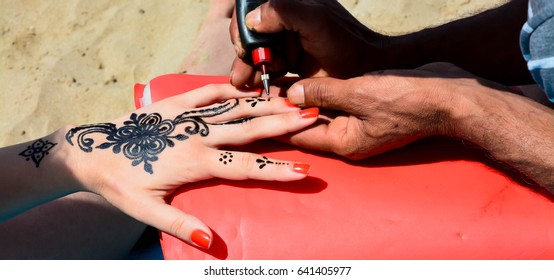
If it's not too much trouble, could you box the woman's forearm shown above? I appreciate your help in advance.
[0,126,82,221]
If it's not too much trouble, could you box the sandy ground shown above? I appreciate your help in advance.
[0,0,507,147]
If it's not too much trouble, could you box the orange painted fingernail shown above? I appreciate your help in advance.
[191,229,211,249]
[284,98,300,108]
[299,107,319,118]
[292,163,311,175]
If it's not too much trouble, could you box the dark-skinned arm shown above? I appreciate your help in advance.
[382,0,532,85]
[231,0,532,87]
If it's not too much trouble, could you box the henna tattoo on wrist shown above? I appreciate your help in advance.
[256,156,289,169]
[19,139,57,168]
[66,99,241,174]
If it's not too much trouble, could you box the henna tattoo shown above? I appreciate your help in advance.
[256,156,289,169]
[66,113,179,174]
[19,139,57,168]
[66,99,240,174]
[219,154,289,169]
[219,116,255,125]
[219,152,234,164]
[245,97,271,107]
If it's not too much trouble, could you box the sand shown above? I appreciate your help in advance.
[0,0,507,147]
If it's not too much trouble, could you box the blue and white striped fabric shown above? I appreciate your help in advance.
[520,0,554,103]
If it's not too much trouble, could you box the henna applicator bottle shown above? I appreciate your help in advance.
[236,0,274,95]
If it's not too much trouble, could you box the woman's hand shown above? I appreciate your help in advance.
[64,84,318,249]
[229,0,385,88]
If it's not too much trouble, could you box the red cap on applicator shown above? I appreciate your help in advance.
[252,47,272,95]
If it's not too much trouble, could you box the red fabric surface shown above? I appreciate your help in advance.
[135,74,554,259]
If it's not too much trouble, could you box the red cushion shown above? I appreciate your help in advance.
[135,74,554,259]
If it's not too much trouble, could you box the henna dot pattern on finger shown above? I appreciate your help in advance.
[66,99,240,174]
[219,152,234,165]
[256,156,290,169]
[19,139,57,168]
[245,97,271,107]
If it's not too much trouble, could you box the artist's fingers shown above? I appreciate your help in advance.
[230,57,259,88]
[275,114,353,156]
[287,77,356,111]
[229,2,259,89]
[229,1,290,89]
[229,8,246,59]
[206,107,319,147]
[206,149,311,181]
[276,121,336,153]
[114,194,213,250]
[244,1,291,34]
[164,83,260,110]
[229,6,259,88]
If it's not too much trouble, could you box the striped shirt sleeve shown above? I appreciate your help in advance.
[520,0,554,102]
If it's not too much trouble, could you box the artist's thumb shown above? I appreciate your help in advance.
[287,77,352,111]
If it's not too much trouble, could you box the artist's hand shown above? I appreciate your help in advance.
[229,0,385,88]
[64,84,318,249]
[281,63,509,159]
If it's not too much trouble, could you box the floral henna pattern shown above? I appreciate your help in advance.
[66,99,240,174]
[19,139,57,167]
